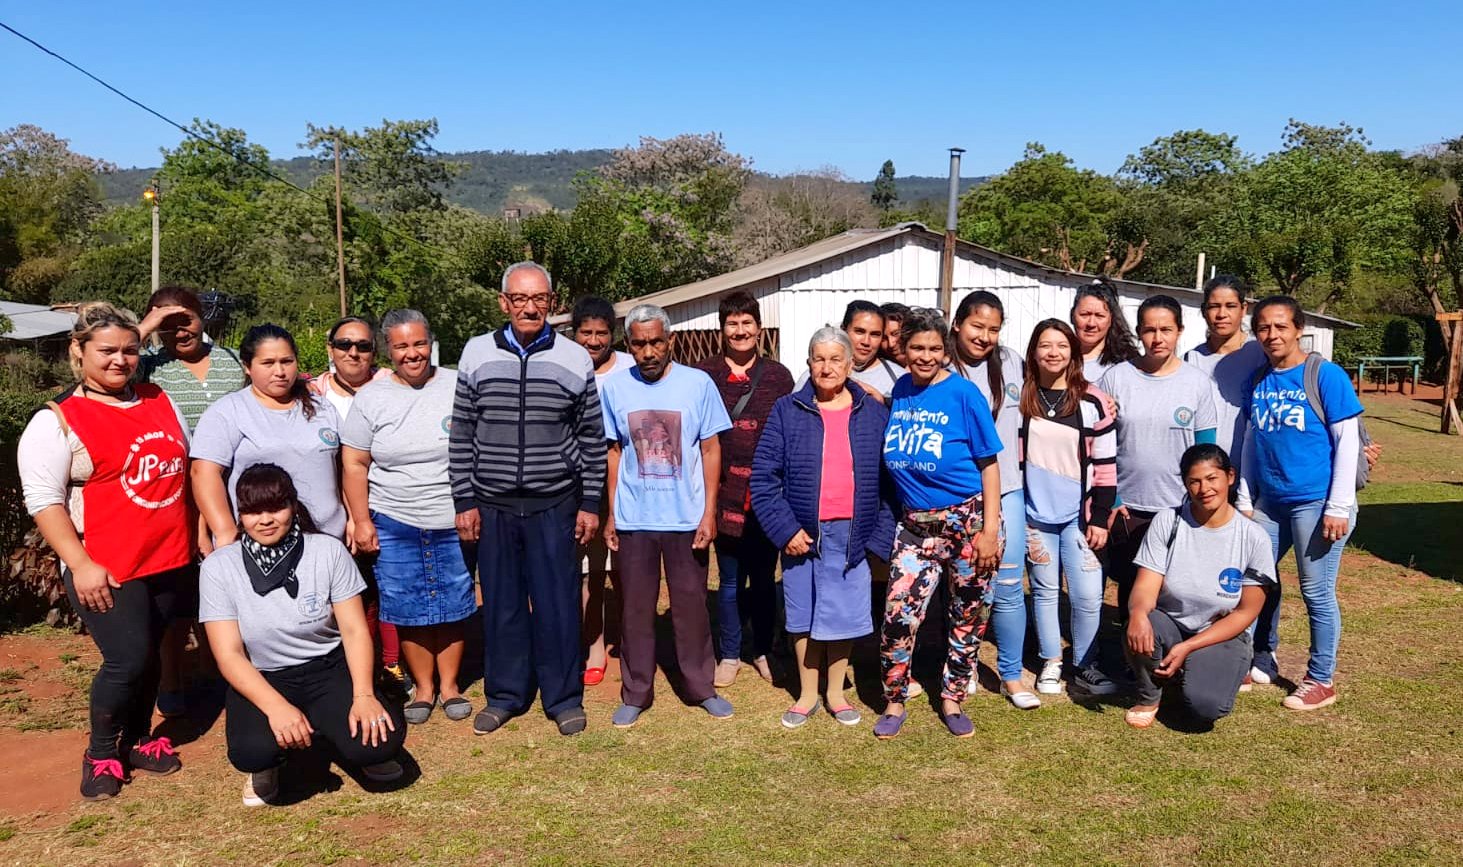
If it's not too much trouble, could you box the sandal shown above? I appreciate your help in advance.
[1125,707,1159,729]
[403,700,436,725]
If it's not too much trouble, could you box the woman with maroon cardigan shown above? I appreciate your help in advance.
[695,291,794,687]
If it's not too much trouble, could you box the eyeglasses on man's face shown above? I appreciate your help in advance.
[505,293,553,309]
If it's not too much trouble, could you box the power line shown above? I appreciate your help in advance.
[0,19,465,269]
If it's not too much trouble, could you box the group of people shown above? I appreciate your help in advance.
[15,262,1371,806]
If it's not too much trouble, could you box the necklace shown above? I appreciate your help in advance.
[1037,387,1063,418]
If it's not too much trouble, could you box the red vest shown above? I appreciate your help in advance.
[54,384,193,582]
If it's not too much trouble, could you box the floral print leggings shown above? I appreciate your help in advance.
[880,493,1000,705]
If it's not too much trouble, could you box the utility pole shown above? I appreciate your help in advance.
[143,181,160,293]
[1195,252,1207,290]
[334,137,348,317]
[939,147,964,318]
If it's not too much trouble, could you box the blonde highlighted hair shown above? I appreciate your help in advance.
[68,302,141,379]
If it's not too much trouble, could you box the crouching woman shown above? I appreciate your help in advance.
[200,463,406,806]
[1123,444,1276,729]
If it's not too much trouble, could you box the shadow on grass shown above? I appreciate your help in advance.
[1352,501,1463,582]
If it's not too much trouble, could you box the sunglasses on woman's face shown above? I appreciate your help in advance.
[330,339,374,353]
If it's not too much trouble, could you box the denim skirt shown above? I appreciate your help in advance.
[372,511,477,627]
[781,519,873,641]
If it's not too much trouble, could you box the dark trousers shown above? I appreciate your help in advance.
[617,530,716,708]
[225,647,405,773]
[64,565,184,757]
[713,514,779,661]
[478,499,583,717]
[1106,508,1157,619]
[1125,609,1252,723]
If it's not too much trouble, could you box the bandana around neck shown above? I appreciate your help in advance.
[241,521,304,598]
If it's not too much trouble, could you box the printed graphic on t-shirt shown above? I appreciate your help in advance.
[121,429,188,509]
[884,406,948,468]
[440,416,451,436]
[1217,567,1243,594]
[318,428,340,447]
[298,591,327,621]
[1172,406,1195,428]
[1252,384,1310,432]
[630,409,682,479]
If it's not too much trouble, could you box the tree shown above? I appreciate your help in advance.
[735,168,878,266]
[957,143,1141,276]
[871,160,898,210]
[305,119,461,216]
[1203,120,1414,312]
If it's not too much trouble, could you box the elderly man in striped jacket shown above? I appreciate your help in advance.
[450,261,606,737]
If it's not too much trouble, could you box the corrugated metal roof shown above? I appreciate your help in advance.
[550,222,1359,330]
[0,301,77,340]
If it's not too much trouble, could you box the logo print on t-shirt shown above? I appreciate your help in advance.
[1004,382,1020,404]
[1217,567,1243,594]
[120,430,187,510]
[440,416,452,435]
[318,428,340,447]
[1172,406,1195,427]
[297,591,326,620]
[628,409,682,479]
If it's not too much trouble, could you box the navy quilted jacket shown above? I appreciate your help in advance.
[750,379,897,568]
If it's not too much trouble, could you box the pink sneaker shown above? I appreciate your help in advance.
[1282,679,1337,710]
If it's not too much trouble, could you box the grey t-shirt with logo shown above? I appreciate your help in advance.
[1184,339,1267,467]
[198,533,367,671]
[340,369,459,530]
[1134,505,1276,633]
[957,345,1024,495]
[1098,361,1219,513]
[190,389,346,538]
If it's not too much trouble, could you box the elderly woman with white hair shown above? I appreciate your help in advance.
[750,326,896,728]
[340,309,478,726]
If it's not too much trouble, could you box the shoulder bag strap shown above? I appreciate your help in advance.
[729,359,768,421]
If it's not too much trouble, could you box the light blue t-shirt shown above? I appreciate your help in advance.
[1185,339,1267,466]
[601,363,732,532]
[191,389,346,538]
[883,373,1003,511]
[1248,359,1363,505]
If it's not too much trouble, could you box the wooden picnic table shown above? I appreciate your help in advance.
[1355,355,1422,394]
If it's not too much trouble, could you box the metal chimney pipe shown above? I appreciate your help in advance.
[939,147,965,317]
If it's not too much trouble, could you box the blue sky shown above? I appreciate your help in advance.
[4,1,1460,178]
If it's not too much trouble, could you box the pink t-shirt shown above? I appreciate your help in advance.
[818,405,855,520]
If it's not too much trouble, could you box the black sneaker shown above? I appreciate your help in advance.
[128,736,182,776]
[1071,665,1120,697]
[80,753,126,800]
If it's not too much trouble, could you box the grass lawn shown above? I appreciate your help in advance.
[1,393,1461,865]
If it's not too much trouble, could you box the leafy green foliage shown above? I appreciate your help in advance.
[871,159,898,210]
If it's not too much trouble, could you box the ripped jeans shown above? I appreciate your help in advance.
[987,489,1028,682]
[1025,517,1104,669]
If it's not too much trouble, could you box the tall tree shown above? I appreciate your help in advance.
[305,119,461,216]
[871,160,898,210]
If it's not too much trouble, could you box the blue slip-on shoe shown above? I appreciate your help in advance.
[611,704,645,729]
[941,712,974,738]
[700,695,734,719]
[873,711,907,740]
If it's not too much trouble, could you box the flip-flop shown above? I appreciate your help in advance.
[1125,707,1159,729]
[403,700,436,725]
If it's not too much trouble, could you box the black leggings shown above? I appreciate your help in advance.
[63,565,187,758]
[225,647,406,773]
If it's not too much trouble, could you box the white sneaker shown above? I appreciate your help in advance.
[242,767,279,807]
[1036,659,1063,695]
[1001,682,1042,710]
[1248,665,1273,686]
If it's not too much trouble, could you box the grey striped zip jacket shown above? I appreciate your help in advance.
[449,326,606,515]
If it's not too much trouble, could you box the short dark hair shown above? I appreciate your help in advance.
[841,300,884,330]
[234,463,320,532]
[717,290,761,328]
[571,295,616,332]
[1137,294,1184,331]
[1201,274,1247,306]
[879,302,911,324]
[1250,295,1306,332]
[327,316,373,342]
[145,285,204,317]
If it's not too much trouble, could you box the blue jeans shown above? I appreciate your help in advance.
[1025,517,1104,668]
[987,489,1028,682]
[714,514,779,661]
[1253,499,1355,684]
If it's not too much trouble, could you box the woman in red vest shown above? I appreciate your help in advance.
[17,302,195,801]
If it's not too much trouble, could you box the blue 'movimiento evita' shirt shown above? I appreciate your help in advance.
[883,373,1003,511]
[1248,360,1363,505]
